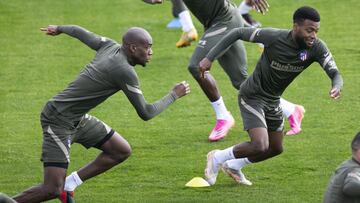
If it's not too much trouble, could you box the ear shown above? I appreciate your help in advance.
[130,44,137,53]
[293,23,298,30]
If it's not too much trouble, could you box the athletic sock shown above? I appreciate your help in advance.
[214,146,235,167]
[280,98,295,118]
[178,10,195,32]
[211,96,229,120]
[225,158,252,170]
[64,171,83,192]
[238,1,253,15]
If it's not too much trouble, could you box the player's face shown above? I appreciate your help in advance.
[294,19,320,49]
[134,42,153,67]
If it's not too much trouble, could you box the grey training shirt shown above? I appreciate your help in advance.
[207,27,343,102]
[47,25,177,121]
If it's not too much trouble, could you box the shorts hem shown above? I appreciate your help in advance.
[94,129,115,148]
[43,162,68,169]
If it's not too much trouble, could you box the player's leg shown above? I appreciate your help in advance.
[204,96,270,185]
[75,133,131,182]
[217,39,248,91]
[13,167,67,203]
[205,127,269,185]
[188,27,235,141]
[63,115,131,194]
[219,0,247,76]
[220,99,284,184]
[173,0,198,47]
[13,110,72,203]
[167,0,182,29]
[280,98,305,135]
[238,0,262,28]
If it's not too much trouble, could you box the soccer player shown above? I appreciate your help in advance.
[238,0,306,136]
[200,6,343,185]
[12,25,190,202]
[323,132,360,202]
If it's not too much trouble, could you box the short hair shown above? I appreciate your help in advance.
[351,132,360,152]
[293,6,320,24]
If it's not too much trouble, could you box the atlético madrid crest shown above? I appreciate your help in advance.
[299,50,308,61]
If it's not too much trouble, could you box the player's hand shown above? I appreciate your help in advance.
[330,87,341,100]
[143,0,163,4]
[248,0,269,15]
[173,81,190,98]
[199,58,212,79]
[40,25,61,36]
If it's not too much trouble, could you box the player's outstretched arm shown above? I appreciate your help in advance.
[41,25,105,51]
[40,25,61,36]
[122,77,190,121]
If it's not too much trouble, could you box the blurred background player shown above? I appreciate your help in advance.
[200,6,343,185]
[323,132,360,202]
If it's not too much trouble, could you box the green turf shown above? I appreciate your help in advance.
[1,0,359,202]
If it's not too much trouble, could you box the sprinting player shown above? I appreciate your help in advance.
[323,132,360,202]
[12,25,190,203]
[238,0,306,136]
[200,6,343,185]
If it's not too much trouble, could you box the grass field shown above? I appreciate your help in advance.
[1,0,360,202]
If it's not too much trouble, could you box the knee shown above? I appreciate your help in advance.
[251,141,269,154]
[113,145,132,164]
[271,145,283,156]
[42,185,63,199]
[121,145,132,161]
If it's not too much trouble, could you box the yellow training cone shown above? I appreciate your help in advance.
[185,177,210,187]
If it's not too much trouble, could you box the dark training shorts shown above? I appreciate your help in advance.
[40,108,114,168]
[238,95,284,132]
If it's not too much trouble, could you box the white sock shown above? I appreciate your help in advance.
[225,158,252,170]
[64,171,83,192]
[280,98,295,118]
[211,97,229,120]
[178,10,195,32]
[214,146,235,166]
[238,1,253,15]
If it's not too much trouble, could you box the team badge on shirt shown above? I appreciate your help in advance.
[299,50,308,61]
